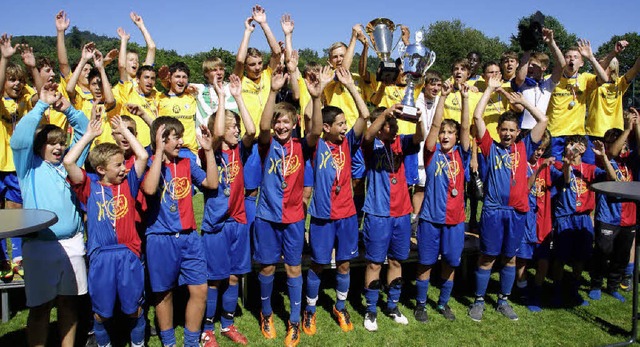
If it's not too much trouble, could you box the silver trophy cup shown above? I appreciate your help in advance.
[399,31,436,122]
[365,18,401,84]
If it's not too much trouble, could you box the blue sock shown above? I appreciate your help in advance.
[183,327,201,347]
[204,287,218,331]
[475,268,491,298]
[287,275,303,323]
[93,319,110,347]
[159,328,176,347]
[387,281,402,310]
[130,313,145,346]
[258,273,274,316]
[364,287,379,313]
[439,280,454,307]
[335,272,350,311]
[305,269,321,313]
[415,279,430,307]
[626,262,634,276]
[500,265,516,298]
[221,284,238,329]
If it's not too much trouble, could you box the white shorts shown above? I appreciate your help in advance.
[23,232,88,307]
[417,167,426,187]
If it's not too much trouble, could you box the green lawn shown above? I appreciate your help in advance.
[0,193,636,346]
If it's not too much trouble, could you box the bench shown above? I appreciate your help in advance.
[0,279,25,323]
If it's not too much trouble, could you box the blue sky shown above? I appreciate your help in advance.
[2,0,638,55]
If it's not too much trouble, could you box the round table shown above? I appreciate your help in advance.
[0,209,58,238]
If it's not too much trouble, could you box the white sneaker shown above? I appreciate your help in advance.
[364,312,378,331]
[387,306,409,325]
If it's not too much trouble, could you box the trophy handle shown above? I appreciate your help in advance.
[425,51,436,71]
[391,24,404,56]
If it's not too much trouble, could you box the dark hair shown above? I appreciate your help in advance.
[169,62,190,78]
[369,106,398,134]
[88,67,101,84]
[467,51,482,60]
[603,128,624,145]
[136,65,156,79]
[565,134,587,147]
[482,61,500,73]
[497,111,520,128]
[36,57,54,72]
[321,106,344,125]
[34,124,66,156]
[150,116,184,150]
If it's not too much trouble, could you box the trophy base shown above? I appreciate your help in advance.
[398,105,419,123]
[376,61,399,85]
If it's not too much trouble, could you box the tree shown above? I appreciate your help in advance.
[421,20,507,77]
[596,32,640,107]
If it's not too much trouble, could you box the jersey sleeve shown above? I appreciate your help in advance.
[190,156,207,190]
[69,169,91,205]
[128,164,144,199]
[476,130,493,157]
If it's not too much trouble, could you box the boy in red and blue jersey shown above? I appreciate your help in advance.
[142,116,219,347]
[301,67,369,335]
[589,120,639,303]
[515,130,554,312]
[198,74,253,346]
[361,103,424,331]
[414,81,471,322]
[64,116,149,347]
[549,135,606,307]
[254,66,325,347]
[468,75,548,322]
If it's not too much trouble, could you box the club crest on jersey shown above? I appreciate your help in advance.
[96,194,128,222]
[218,160,240,183]
[268,155,301,176]
[615,168,631,182]
[319,150,345,171]
[531,177,546,197]
[435,158,460,178]
[494,151,520,170]
[162,177,191,202]
[570,176,588,195]
[172,105,181,114]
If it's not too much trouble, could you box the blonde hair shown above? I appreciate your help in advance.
[608,57,620,81]
[206,110,240,134]
[272,102,298,125]
[202,57,225,74]
[88,143,124,171]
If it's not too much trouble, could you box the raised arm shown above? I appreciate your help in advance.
[142,124,165,195]
[624,55,640,83]
[113,115,148,177]
[228,74,256,147]
[125,104,154,127]
[63,117,102,184]
[197,124,219,189]
[336,66,369,138]
[212,74,228,140]
[55,10,71,77]
[93,50,116,110]
[592,140,617,181]
[608,113,636,157]
[131,12,156,66]
[0,34,18,96]
[515,50,531,88]
[259,66,288,145]
[506,90,548,143]
[473,76,501,140]
[287,50,301,101]
[233,16,256,77]
[66,42,95,100]
[600,40,628,74]
[20,45,42,99]
[458,83,471,151]
[364,104,401,145]
[426,82,451,151]
[544,28,565,83]
[252,5,281,70]
[342,25,359,71]
[117,27,130,81]
[578,39,609,83]
[354,25,371,81]
[305,66,332,148]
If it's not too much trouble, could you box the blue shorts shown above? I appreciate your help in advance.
[351,148,366,180]
[309,215,359,264]
[304,159,314,187]
[517,210,541,260]
[0,171,22,204]
[202,219,251,280]
[146,231,207,292]
[550,136,595,164]
[253,218,305,266]
[363,214,411,263]
[88,245,144,318]
[417,220,465,267]
[554,214,594,262]
[404,153,419,186]
[480,208,527,258]
[517,238,552,260]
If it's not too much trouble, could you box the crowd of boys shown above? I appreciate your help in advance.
[1,5,640,347]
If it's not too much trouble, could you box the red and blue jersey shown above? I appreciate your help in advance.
[363,135,419,217]
[124,154,147,225]
[199,144,249,230]
[420,143,470,225]
[71,168,143,257]
[256,137,309,224]
[477,131,539,213]
[144,156,206,234]
[243,141,262,190]
[528,159,554,242]
[595,157,637,226]
[308,129,360,220]
[551,161,605,217]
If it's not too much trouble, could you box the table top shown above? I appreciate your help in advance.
[591,181,640,201]
[0,209,58,238]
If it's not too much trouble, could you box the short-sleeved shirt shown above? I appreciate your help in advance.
[144,156,206,234]
[586,76,630,138]
[114,81,159,147]
[527,158,554,242]
[595,156,637,226]
[71,168,143,257]
[324,73,374,130]
[371,82,422,135]
[551,161,605,217]
[442,90,481,125]
[1,89,35,171]
[546,73,598,136]
[362,135,419,217]
[241,67,272,132]
[474,80,515,141]
[157,93,198,153]
[308,130,361,220]
[517,77,556,130]
[193,82,238,134]
[477,131,539,212]
[420,143,470,224]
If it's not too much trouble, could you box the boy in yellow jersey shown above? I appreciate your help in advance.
[586,40,640,142]
[157,62,198,160]
[116,12,156,83]
[233,5,282,128]
[67,44,117,146]
[500,51,519,84]
[547,39,609,164]
[116,65,158,148]
[468,51,482,82]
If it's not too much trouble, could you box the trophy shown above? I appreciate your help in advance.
[365,18,401,84]
[399,30,436,122]
[514,11,545,51]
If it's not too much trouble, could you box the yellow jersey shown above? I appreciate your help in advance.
[114,81,158,147]
[241,67,272,133]
[473,80,514,141]
[324,73,373,130]
[586,76,630,137]
[371,81,422,135]
[1,88,36,171]
[158,92,198,153]
[546,73,598,136]
[442,90,481,124]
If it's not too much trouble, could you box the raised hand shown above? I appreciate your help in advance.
[270,65,289,92]
[126,104,145,117]
[55,10,70,32]
[117,27,130,41]
[542,28,554,44]
[244,17,256,33]
[487,75,502,90]
[286,50,299,74]
[157,65,170,82]
[86,118,103,139]
[401,25,410,43]
[252,5,267,25]
[615,40,629,54]
[93,50,104,69]
[19,44,36,68]
[592,140,606,157]
[81,42,95,62]
[52,94,71,112]
[335,66,354,86]
[155,124,166,150]
[228,74,242,98]
[130,12,145,28]
[459,83,469,98]
[110,115,127,133]
[505,91,527,106]
[39,83,62,105]
[318,65,334,91]
[353,25,367,44]
[212,75,225,97]
[281,13,294,35]
[0,34,17,59]
[104,48,118,65]
[577,39,594,59]
[91,103,105,122]
[440,81,452,96]
[197,124,214,151]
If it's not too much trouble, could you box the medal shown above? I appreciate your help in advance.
[576,201,582,207]
[170,204,177,212]
[512,179,517,186]
[335,185,341,194]
[282,181,288,189]
[391,177,398,185]
[223,187,231,197]
[451,188,458,197]
[569,101,576,107]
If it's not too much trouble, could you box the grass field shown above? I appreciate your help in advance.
[0,193,637,346]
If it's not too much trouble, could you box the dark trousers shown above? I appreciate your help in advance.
[591,221,636,290]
